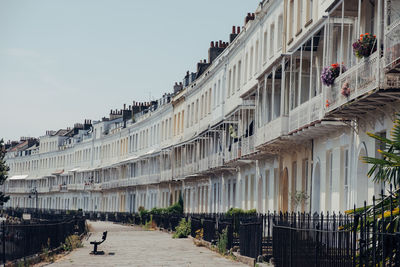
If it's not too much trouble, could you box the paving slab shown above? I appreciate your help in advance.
[47,220,247,267]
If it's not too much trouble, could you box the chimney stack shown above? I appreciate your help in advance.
[230,25,239,42]
[208,39,226,64]
[173,82,183,93]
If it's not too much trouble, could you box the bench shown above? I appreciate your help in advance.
[90,231,107,255]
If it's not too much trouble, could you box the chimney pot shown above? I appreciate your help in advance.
[219,40,222,47]
[232,26,236,34]
[211,41,214,48]
[237,26,240,34]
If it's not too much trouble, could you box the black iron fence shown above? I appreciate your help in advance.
[272,212,354,267]
[272,187,400,267]
[0,217,86,264]
[6,187,400,267]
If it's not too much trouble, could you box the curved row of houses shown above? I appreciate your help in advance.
[4,0,400,214]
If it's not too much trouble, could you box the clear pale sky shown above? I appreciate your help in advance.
[0,0,259,142]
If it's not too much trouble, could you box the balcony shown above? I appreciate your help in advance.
[256,116,289,147]
[289,94,322,133]
[133,174,160,185]
[325,50,400,119]
[7,187,26,193]
[173,166,183,179]
[50,185,60,192]
[67,184,77,191]
[160,169,172,182]
[183,163,195,176]
[325,52,379,114]
[209,152,223,169]
[241,135,255,156]
[224,142,240,162]
[385,18,400,74]
[67,184,84,191]
[37,187,49,193]
[60,184,68,192]
[83,183,93,191]
[197,158,209,172]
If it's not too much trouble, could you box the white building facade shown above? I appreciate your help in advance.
[4,0,400,214]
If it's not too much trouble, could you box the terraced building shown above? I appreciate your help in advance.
[4,0,400,214]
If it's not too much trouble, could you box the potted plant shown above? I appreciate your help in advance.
[341,80,351,97]
[352,33,376,59]
[321,63,347,86]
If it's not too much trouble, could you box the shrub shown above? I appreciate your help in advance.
[172,218,191,238]
[226,208,257,234]
[226,208,256,217]
[143,215,156,230]
[167,202,183,214]
[195,228,203,240]
[150,207,166,215]
[139,206,149,220]
[217,227,229,255]
[63,234,83,251]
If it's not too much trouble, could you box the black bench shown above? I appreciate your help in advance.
[90,231,107,255]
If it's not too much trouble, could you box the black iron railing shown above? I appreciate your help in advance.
[5,187,400,266]
[0,216,86,264]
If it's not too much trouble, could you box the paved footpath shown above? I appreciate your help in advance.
[47,221,247,267]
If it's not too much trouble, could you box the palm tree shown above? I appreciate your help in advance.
[362,114,400,187]
[349,114,400,223]
[344,115,400,265]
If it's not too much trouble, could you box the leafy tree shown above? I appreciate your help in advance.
[0,139,10,205]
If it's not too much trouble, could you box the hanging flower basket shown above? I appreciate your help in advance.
[352,33,376,59]
[341,80,351,97]
[321,63,347,86]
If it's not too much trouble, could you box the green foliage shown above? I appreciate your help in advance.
[63,235,82,251]
[216,227,229,255]
[178,193,184,210]
[150,207,165,215]
[172,218,191,238]
[346,116,400,234]
[139,206,149,219]
[226,208,256,234]
[148,195,184,217]
[167,201,183,214]
[143,215,155,230]
[226,207,256,217]
[362,114,400,187]
[41,238,53,262]
[0,139,10,205]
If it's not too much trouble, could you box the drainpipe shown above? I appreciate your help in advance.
[309,139,314,213]
[377,0,382,87]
